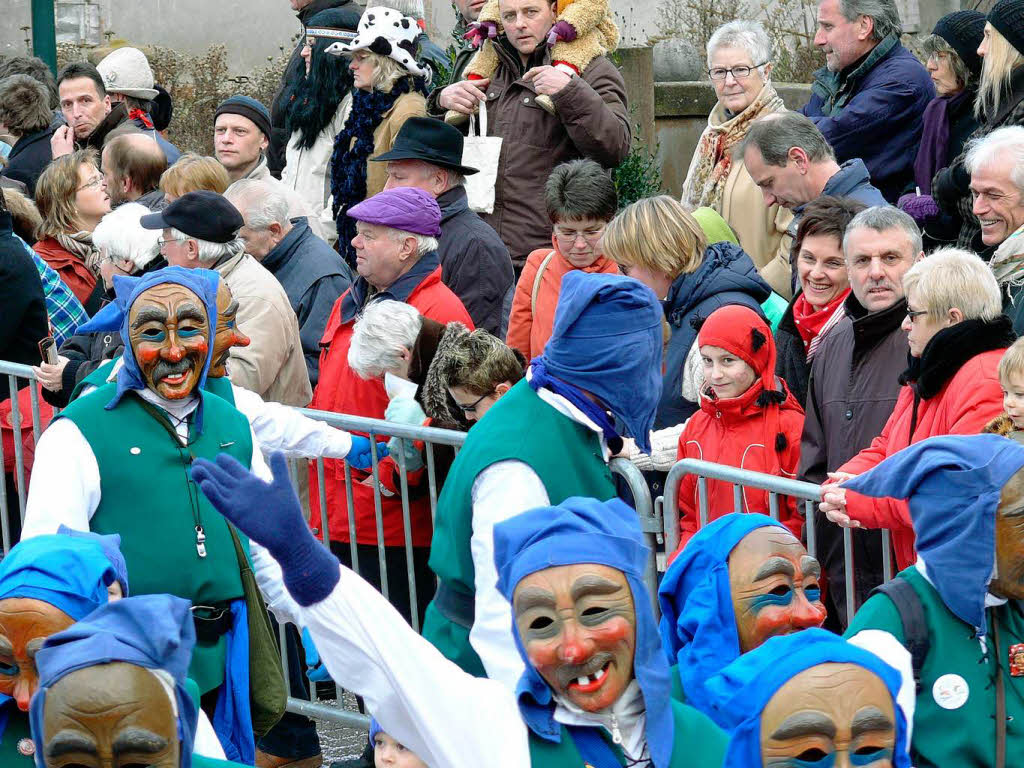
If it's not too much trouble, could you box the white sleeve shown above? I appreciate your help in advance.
[22,418,100,538]
[193,710,228,760]
[300,565,529,768]
[250,542,303,627]
[469,460,549,693]
[232,384,352,459]
[846,629,916,746]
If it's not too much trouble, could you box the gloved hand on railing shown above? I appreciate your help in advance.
[384,397,427,472]
[191,452,340,606]
[345,435,390,471]
[302,627,333,683]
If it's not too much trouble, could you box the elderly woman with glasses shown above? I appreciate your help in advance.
[32,149,111,315]
[682,20,793,297]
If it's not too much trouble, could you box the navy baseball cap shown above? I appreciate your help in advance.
[140,190,244,243]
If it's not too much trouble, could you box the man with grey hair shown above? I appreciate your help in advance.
[141,190,313,408]
[226,179,352,385]
[798,205,921,629]
[965,126,1024,334]
[802,0,933,202]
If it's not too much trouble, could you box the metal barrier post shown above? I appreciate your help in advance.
[609,459,659,617]
[394,440,421,633]
[8,375,27,519]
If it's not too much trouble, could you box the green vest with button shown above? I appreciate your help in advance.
[423,379,617,675]
[526,700,727,767]
[0,705,35,764]
[58,383,253,694]
[846,565,1024,767]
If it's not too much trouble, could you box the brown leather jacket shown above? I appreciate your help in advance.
[433,38,630,269]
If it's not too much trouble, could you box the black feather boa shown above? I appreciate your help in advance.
[329,76,427,267]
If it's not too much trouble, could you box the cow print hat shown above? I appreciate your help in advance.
[325,6,430,81]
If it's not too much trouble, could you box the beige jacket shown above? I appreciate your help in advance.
[684,100,795,299]
[217,250,313,407]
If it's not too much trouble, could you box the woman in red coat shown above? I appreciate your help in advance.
[674,304,805,554]
[821,247,1016,570]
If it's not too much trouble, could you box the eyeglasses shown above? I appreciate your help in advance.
[554,225,605,244]
[158,236,187,248]
[708,62,768,80]
[905,309,928,323]
[456,391,494,414]
[77,176,104,192]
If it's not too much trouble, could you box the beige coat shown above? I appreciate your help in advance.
[218,250,313,408]
[684,99,795,299]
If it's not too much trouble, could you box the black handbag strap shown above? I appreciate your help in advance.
[872,577,929,691]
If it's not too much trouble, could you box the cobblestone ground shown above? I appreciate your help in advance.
[312,692,369,764]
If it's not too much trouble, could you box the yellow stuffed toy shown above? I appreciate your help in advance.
[448,0,618,122]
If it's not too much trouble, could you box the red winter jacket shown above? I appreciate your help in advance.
[310,261,472,547]
[841,343,1009,570]
[675,378,805,552]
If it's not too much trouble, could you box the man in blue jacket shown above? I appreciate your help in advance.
[802,0,934,203]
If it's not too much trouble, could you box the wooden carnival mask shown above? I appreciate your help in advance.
[992,466,1024,600]
[0,598,75,712]
[728,527,827,652]
[207,281,250,380]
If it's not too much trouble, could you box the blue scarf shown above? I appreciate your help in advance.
[843,434,1024,636]
[528,358,619,446]
[29,595,200,768]
[74,266,220,432]
[329,77,427,267]
[656,513,788,725]
[493,497,675,768]
[705,629,911,767]
[213,600,254,763]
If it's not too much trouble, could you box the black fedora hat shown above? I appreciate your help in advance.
[371,117,479,175]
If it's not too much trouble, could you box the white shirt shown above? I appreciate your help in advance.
[468,374,610,693]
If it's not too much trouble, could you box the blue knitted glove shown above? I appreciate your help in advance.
[345,435,390,471]
[302,627,333,682]
[190,452,340,606]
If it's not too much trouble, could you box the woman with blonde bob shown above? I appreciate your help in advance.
[682,21,792,289]
[33,148,110,314]
[159,153,231,204]
[933,0,1024,250]
[602,195,771,431]
[328,6,429,266]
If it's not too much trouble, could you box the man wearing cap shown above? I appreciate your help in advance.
[214,95,325,241]
[312,187,471,625]
[190,461,729,768]
[142,191,313,408]
[378,117,513,336]
[22,265,283,761]
[424,271,662,692]
[844,434,1024,767]
[96,46,181,164]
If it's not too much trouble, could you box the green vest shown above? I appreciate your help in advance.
[0,704,34,765]
[422,380,617,675]
[846,565,1024,767]
[71,358,236,406]
[526,700,727,768]
[59,383,253,694]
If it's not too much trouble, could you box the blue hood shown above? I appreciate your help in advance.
[29,595,200,768]
[56,526,130,597]
[705,629,911,767]
[664,241,771,321]
[493,497,674,768]
[657,513,788,724]
[843,434,1024,636]
[75,266,220,431]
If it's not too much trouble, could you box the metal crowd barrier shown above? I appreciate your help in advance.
[656,458,895,622]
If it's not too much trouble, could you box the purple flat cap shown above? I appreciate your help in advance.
[346,187,442,237]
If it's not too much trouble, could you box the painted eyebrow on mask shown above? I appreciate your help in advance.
[175,303,207,324]
[570,575,625,602]
[771,711,837,741]
[46,731,98,758]
[113,728,169,756]
[851,707,894,739]
[131,307,169,329]
[754,557,796,582]
[801,556,822,579]
[515,587,556,613]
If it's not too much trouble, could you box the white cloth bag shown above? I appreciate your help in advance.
[462,101,502,214]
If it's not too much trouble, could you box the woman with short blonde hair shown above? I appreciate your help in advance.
[160,153,231,203]
[328,6,429,266]
[33,149,109,314]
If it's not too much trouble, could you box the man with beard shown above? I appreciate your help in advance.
[21,266,285,763]
[190,454,729,768]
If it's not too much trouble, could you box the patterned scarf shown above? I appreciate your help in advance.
[991,223,1024,290]
[56,230,102,277]
[682,83,784,210]
[792,287,850,359]
[329,77,426,267]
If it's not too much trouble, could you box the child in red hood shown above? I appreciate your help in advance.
[674,304,805,554]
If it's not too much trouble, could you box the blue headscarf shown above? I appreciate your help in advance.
[531,272,663,453]
[56,526,130,597]
[493,496,674,768]
[843,434,1024,637]
[0,535,116,621]
[657,513,789,724]
[74,266,220,430]
[705,629,912,768]
[28,594,200,768]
